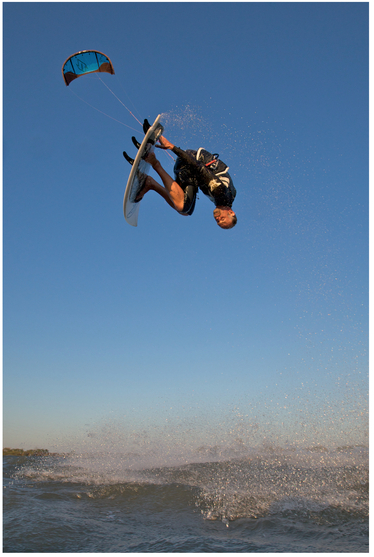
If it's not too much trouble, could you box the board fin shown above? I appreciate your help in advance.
[132,136,141,149]
[123,151,134,165]
[143,119,151,134]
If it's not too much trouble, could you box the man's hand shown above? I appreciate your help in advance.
[158,135,175,150]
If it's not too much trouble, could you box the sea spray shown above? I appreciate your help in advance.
[6,398,368,552]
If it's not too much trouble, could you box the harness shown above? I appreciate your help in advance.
[195,148,230,177]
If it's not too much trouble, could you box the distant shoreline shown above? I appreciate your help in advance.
[3,448,62,457]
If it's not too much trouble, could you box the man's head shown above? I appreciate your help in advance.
[213,207,237,229]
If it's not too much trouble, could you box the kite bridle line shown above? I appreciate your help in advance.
[68,87,141,133]
[96,76,143,127]
[96,76,175,162]
[69,74,176,162]
[95,76,176,161]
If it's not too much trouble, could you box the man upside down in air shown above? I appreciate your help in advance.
[135,135,237,229]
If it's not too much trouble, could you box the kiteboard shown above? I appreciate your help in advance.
[123,114,164,226]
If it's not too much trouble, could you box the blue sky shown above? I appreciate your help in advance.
[3,2,368,453]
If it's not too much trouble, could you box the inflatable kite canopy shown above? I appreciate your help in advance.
[62,50,115,86]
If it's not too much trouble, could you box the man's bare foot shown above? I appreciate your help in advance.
[134,176,154,202]
[144,152,158,166]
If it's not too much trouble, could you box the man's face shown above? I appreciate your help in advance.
[213,208,235,229]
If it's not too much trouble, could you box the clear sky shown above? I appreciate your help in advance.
[3,2,368,454]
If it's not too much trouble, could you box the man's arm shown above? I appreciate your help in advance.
[158,136,215,185]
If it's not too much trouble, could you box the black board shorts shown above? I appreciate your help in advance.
[174,157,198,216]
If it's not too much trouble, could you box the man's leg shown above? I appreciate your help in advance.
[143,152,185,212]
[135,176,177,210]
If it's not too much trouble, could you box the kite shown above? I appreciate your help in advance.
[62,50,115,86]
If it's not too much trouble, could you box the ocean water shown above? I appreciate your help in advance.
[3,445,368,553]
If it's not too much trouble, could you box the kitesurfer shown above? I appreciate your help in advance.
[136,135,237,229]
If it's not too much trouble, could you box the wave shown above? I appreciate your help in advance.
[6,445,368,525]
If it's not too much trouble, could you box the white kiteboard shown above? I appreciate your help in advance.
[123,114,164,226]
